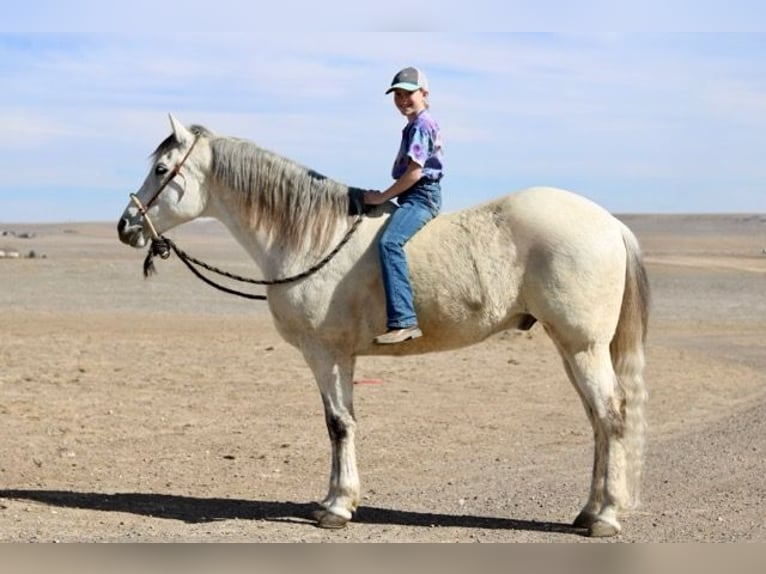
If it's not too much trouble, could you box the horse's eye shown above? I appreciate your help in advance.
[155,164,169,176]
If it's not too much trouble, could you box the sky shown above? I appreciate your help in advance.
[1,3,765,222]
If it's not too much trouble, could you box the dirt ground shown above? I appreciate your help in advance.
[0,213,764,542]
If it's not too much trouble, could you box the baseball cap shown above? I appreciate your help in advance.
[385,67,429,94]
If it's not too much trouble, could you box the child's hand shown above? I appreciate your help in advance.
[363,190,387,205]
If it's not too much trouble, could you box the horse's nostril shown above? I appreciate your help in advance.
[117,218,127,234]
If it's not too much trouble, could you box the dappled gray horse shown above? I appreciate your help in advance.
[118,115,649,537]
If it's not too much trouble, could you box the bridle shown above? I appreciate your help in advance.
[126,133,363,300]
[129,134,200,240]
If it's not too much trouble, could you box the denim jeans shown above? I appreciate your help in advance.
[379,179,442,329]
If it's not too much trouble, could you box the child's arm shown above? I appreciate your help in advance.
[364,160,422,205]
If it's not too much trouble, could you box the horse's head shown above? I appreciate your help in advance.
[117,114,210,248]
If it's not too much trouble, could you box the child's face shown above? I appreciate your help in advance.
[392,88,428,118]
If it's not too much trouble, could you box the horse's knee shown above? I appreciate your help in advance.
[325,412,355,441]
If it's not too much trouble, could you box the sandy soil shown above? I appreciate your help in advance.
[0,214,764,542]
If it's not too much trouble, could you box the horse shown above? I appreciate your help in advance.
[117,114,650,537]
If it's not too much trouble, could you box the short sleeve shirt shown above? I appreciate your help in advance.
[391,110,444,181]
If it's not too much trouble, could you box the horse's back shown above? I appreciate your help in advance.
[423,186,624,266]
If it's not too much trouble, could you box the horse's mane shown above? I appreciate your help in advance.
[154,125,353,254]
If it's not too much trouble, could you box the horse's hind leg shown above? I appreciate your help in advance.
[302,347,360,529]
[562,343,629,537]
[559,358,607,528]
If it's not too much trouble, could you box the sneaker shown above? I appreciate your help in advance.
[373,326,423,345]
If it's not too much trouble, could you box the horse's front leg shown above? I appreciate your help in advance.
[302,346,359,529]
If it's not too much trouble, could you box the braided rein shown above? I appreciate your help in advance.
[142,214,364,300]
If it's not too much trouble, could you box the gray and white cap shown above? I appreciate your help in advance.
[385,67,429,94]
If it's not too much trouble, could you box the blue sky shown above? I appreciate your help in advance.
[1,5,765,222]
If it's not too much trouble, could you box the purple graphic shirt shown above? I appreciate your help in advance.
[391,110,444,181]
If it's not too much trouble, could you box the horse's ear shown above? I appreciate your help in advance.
[168,113,193,146]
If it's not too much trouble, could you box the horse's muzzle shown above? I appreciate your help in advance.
[117,217,147,248]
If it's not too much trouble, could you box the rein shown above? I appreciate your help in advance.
[139,215,363,300]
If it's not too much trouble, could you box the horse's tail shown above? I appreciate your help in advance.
[611,223,650,508]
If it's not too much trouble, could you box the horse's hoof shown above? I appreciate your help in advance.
[588,519,620,538]
[573,511,596,529]
[313,509,349,529]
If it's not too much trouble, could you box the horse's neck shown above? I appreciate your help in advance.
[205,190,270,271]
[206,175,356,279]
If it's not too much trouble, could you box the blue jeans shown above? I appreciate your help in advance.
[379,180,442,329]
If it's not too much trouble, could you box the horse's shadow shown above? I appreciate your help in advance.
[0,489,583,536]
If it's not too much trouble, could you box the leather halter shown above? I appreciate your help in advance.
[129,134,200,239]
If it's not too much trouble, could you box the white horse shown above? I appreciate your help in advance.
[117,115,649,537]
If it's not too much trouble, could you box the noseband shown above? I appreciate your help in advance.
[129,134,200,240]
